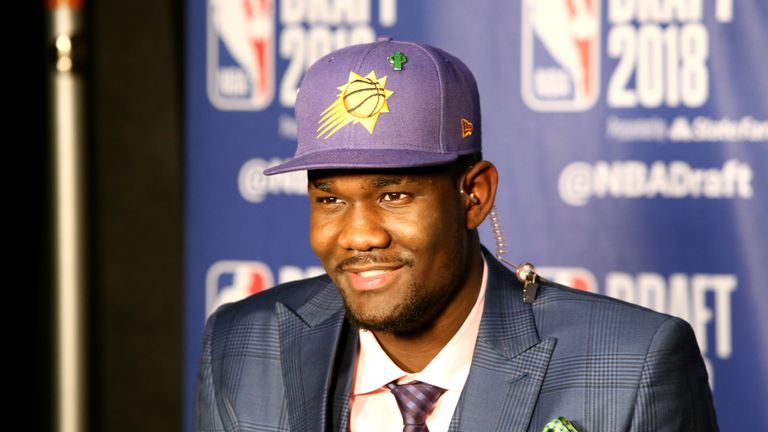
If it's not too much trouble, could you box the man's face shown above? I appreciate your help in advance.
[308,167,472,334]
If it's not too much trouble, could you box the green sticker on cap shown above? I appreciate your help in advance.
[388,51,407,71]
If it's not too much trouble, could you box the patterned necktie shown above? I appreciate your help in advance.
[386,380,446,432]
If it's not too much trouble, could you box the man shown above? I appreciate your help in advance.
[195,38,717,431]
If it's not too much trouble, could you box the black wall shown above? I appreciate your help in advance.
[89,0,183,430]
[19,0,184,430]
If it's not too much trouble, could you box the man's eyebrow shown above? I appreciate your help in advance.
[309,181,333,192]
[372,176,403,187]
[309,175,407,191]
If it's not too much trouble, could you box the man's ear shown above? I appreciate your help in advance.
[460,160,498,230]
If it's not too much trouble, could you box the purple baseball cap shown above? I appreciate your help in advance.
[263,37,481,175]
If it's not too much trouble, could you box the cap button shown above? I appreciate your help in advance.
[377,35,393,42]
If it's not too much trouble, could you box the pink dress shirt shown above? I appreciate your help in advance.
[348,256,488,432]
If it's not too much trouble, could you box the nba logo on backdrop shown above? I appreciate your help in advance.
[207,0,275,110]
[521,0,600,111]
[205,260,274,317]
[537,266,598,293]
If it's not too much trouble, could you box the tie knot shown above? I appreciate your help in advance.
[387,381,446,432]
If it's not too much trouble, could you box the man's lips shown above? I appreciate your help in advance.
[344,265,404,291]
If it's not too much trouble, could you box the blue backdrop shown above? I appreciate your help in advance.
[184,1,768,429]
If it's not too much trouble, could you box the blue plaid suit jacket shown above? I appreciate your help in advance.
[195,251,718,431]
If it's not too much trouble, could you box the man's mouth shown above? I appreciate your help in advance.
[358,269,389,278]
[345,266,404,291]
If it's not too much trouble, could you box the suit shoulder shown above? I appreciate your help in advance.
[533,278,685,344]
[539,278,672,321]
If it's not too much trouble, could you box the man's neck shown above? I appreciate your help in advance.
[372,248,484,372]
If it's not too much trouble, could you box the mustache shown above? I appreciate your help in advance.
[334,254,415,273]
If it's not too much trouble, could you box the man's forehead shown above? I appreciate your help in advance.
[308,166,451,189]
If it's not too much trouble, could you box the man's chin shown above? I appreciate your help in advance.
[345,310,423,333]
[337,279,448,334]
[343,303,435,334]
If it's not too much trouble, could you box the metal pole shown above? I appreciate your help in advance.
[48,1,87,431]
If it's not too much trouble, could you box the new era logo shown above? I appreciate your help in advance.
[461,118,474,138]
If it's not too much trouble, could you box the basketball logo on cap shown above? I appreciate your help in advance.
[317,71,394,139]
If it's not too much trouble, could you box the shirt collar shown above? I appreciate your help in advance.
[352,254,488,394]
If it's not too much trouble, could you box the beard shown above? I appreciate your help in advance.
[339,279,454,334]
[335,258,467,335]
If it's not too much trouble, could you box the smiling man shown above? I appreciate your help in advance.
[195,38,717,432]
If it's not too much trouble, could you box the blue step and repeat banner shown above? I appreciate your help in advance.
[184,1,767,429]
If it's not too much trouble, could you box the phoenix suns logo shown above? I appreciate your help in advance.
[317,71,394,139]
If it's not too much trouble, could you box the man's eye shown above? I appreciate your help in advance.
[317,196,339,204]
[382,192,407,202]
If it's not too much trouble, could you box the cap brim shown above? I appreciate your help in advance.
[263,149,461,175]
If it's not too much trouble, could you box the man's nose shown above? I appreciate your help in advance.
[337,204,391,251]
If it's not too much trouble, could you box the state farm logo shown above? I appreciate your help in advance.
[207,0,275,110]
[205,260,274,318]
[537,266,598,293]
[521,0,600,111]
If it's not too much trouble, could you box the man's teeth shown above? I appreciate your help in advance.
[359,270,389,278]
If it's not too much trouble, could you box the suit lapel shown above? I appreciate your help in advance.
[277,280,349,432]
[452,253,556,431]
[328,323,357,432]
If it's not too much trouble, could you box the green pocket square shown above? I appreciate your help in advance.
[543,416,578,432]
